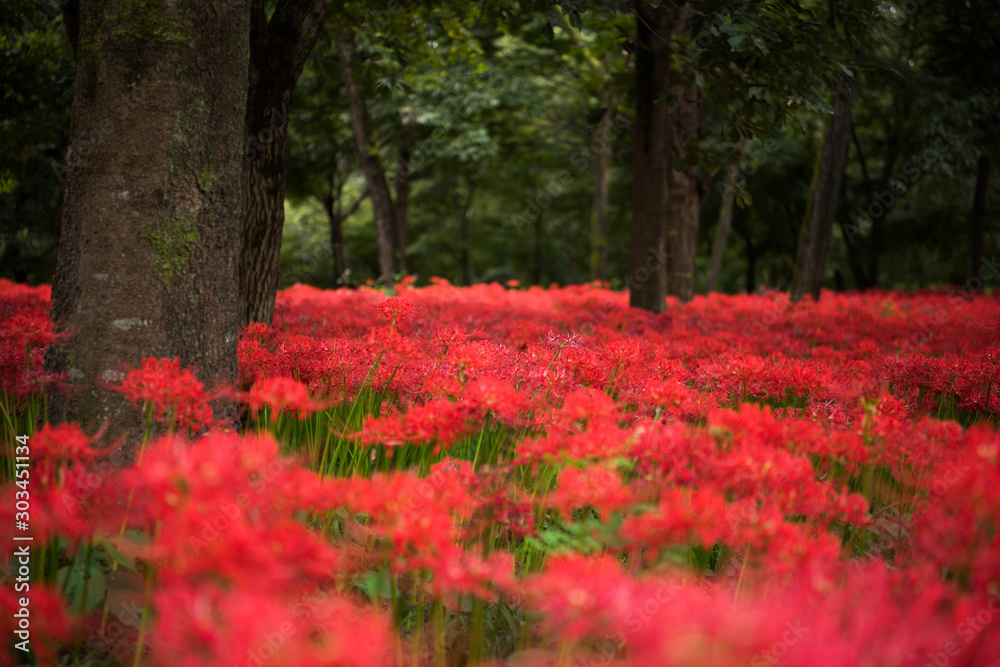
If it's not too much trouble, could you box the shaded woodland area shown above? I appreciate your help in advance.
[2,0,998,311]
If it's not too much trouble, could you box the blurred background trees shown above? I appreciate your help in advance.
[3,0,997,310]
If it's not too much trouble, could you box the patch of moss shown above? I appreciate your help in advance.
[147,213,199,285]
[169,99,208,181]
[108,0,193,46]
[195,162,218,192]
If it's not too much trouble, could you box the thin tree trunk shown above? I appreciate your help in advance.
[556,8,616,286]
[842,217,869,290]
[628,1,699,311]
[870,119,899,288]
[665,55,702,302]
[337,30,398,286]
[734,213,756,293]
[790,77,855,302]
[533,211,543,286]
[968,3,989,284]
[322,193,348,285]
[239,0,326,328]
[395,122,412,276]
[848,126,873,289]
[457,179,476,286]
[706,160,740,293]
[47,0,250,451]
[591,105,613,283]
[970,154,990,279]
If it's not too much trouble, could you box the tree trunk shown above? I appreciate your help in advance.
[628,4,671,311]
[734,213,756,293]
[395,123,412,275]
[790,77,854,302]
[47,0,250,451]
[628,1,700,312]
[842,218,869,290]
[457,179,476,286]
[322,193,349,286]
[970,154,990,280]
[847,127,873,289]
[869,120,899,289]
[337,30,398,286]
[590,106,613,283]
[706,160,740,293]
[533,211,543,286]
[239,0,326,328]
[665,67,702,302]
[968,3,989,285]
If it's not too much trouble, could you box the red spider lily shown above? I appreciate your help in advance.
[359,396,481,450]
[0,584,72,665]
[245,375,326,420]
[124,433,345,590]
[380,296,413,327]
[151,584,391,667]
[28,422,97,467]
[113,357,215,432]
[9,279,1000,666]
[547,464,636,520]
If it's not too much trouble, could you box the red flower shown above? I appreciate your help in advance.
[246,376,325,420]
[113,357,214,431]
[380,296,412,327]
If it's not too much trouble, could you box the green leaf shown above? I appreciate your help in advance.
[57,563,106,614]
[94,536,138,573]
[353,569,394,603]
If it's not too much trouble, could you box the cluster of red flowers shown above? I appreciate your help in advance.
[2,279,999,666]
[0,280,63,405]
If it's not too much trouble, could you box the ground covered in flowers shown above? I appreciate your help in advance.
[2,277,1000,666]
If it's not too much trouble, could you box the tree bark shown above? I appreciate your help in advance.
[47,0,250,451]
[456,179,476,286]
[533,211,543,286]
[238,0,326,328]
[394,122,412,276]
[665,65,702,302]
[706,159,740,293]
[790,77,854,302]
[628,5,670,311]
[847,127,873,289]
[337,30,399,286]
[590,105,613,283]
[628,1,700,312]
[734,212,756,293]
[322,193,348,285]
[970,154,990,280]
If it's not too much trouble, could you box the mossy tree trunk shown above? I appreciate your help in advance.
[628,1,701,312]
[47,0,250,452]
[239,0,326,327]
[790,77,854,303]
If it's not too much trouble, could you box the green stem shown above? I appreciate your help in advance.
[432,599,446,667]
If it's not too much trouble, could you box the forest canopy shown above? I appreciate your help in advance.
[2,0,997,298]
